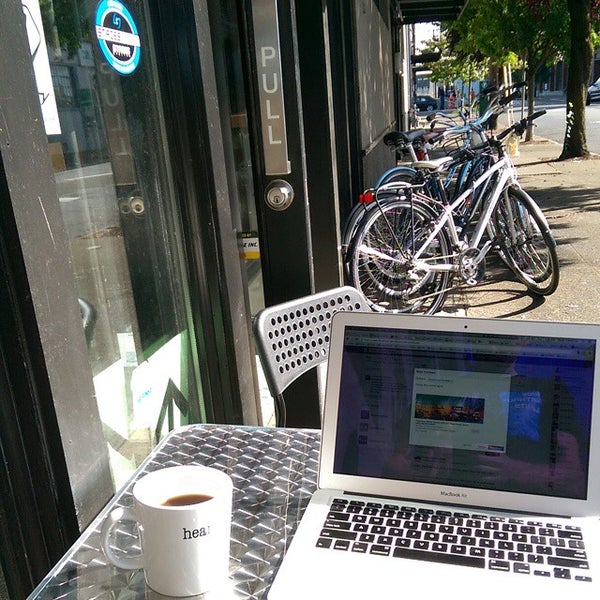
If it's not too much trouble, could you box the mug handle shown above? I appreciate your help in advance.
[100,506,144,570]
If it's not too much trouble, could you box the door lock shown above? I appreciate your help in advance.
[265,180,294,211]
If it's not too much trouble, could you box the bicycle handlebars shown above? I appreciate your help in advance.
[496,110,546,142]
[499,89,522,106]
[428,108,546,157]
[382,82,535,157]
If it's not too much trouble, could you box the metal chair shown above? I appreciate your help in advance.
[252,286,370,427]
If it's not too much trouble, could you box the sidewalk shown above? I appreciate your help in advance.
[259,136,599,425]
[445,137,600,322]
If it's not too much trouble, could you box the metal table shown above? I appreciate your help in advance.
[27,425,320,599]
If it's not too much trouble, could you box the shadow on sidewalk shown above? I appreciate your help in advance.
[527,184,600,214]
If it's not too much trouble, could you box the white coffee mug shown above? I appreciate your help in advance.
[101,465,233,597]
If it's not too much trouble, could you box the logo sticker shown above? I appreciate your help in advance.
[95,0,141,75]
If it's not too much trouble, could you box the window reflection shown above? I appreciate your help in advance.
[211,0,265,316]
[30,0,204,488]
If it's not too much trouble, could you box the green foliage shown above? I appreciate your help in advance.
[422,32,489,83]
[446,0,569,73]
[592,3,600,46]
[40,0,88,58]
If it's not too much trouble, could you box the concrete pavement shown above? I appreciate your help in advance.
[444,136,600,322]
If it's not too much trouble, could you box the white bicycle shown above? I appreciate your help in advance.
[347,111,559,314]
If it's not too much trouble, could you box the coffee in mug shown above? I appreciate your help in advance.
[101,465,233,597]
[162,493,213,507]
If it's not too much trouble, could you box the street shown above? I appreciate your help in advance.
[525,93,600,154]
[55,163,119,238]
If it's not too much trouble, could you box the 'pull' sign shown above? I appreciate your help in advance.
[252,0,291,175]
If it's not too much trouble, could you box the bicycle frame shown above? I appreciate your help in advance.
[410,155,515,273]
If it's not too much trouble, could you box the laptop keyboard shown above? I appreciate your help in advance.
[316,498,592,583]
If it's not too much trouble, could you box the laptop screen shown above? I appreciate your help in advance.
[332,325,595,501]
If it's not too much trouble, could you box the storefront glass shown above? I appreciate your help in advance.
[25,0,205,487]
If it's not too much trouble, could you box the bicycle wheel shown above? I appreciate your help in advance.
[348,198,452,314]
[341,202,369,253]
[492,186,559,295]
[377,165,418,187]
[341,169,417,250]
[341,167,417,270]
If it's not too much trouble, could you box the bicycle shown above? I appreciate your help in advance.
[340,130,426,257]
[341,83,527,265]
[346,111,558,315]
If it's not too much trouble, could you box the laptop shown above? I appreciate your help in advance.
[268,312,600,599]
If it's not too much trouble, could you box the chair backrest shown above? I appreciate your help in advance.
[252,286,369,404]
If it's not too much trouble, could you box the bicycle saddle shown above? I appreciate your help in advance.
[383,129,427,147]
[412,156,454,172]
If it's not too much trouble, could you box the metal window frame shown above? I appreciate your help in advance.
[0,153,80,598]
[149,0,261,426]
[0,0,113,538]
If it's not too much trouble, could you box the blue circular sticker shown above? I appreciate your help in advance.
[95,0,141,75]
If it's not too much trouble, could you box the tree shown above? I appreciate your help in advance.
[424,31,489,88]
[559,0,596,159]
[449,0,569,141]
[40,0,88,58]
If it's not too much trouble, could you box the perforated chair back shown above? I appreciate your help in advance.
[253,286,369,426]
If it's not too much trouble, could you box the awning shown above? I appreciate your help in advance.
[396,0,469,24]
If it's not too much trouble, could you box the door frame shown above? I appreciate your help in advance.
[237,0,349,426]
[149,0,261,426]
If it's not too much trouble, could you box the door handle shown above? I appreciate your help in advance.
[265,179,294,211]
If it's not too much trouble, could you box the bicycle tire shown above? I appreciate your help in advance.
[377,165,418,187]
[348,198,452,314]
[341,167,418,250]
[492,186,559,295]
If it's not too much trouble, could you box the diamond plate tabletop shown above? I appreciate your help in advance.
[27,425,320,600]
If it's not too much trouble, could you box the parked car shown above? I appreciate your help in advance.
[587,77,600,105]
[413,95,438,112]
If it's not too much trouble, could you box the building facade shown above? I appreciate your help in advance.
[0,1,465,596]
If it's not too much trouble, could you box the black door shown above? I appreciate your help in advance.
[239,0,348,426]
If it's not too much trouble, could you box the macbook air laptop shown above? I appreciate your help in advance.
[268,313,600,599]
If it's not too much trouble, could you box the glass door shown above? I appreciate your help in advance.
[209,0,265,317]
[26,0,205,487]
